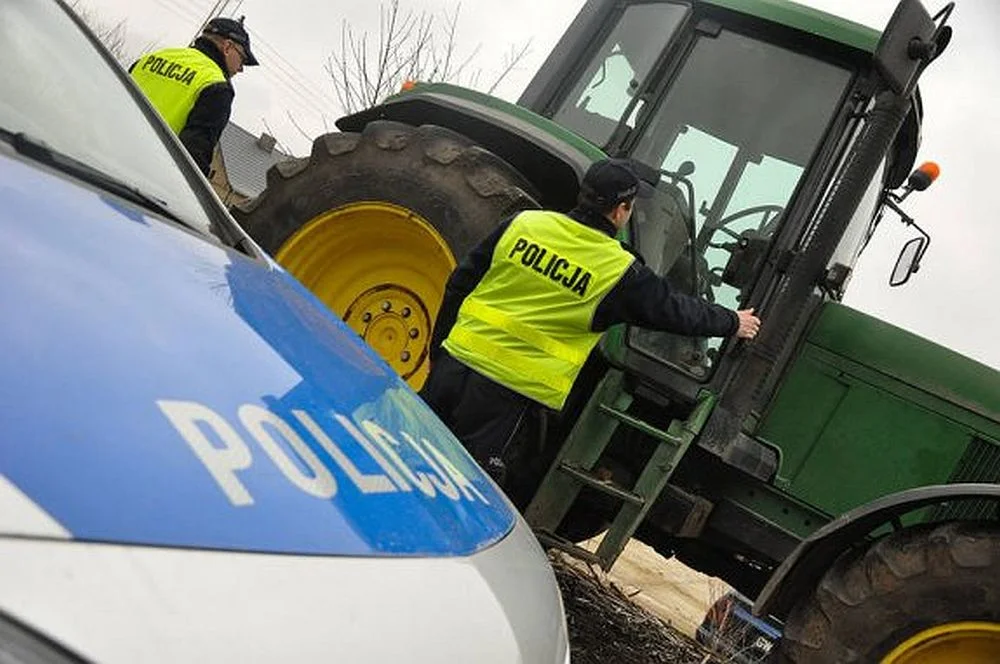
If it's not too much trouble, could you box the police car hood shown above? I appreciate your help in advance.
[0,153,516,557]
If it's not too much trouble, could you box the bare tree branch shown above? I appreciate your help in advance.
[434,4,460,81]
[326,1,535,115]
[449,43,482,85]
[69,0,142,64]
[285,110,315,147]
[487,39,533,95]
[261,118,293,155]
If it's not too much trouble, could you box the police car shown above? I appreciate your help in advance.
[0,2,570,662]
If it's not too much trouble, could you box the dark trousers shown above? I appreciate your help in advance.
[419,350,532,482]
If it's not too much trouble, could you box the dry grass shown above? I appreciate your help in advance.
[550,552,716,664]
[551,535,774,663]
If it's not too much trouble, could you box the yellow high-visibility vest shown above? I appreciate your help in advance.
[130,47,227,134]
[443,210,634,410]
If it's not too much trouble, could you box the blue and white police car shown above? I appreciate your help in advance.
[0,2,569,662]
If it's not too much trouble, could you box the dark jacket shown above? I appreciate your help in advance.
[130,37,234,176]
[430,206,738,359]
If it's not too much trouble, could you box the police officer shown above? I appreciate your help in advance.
[130,16,259,176]
[420,158,761,482]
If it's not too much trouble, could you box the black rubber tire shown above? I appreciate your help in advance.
[232,120,538,266]
[777,522,1000,663]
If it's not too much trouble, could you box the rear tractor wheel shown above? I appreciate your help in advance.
[232,121,537,388]
[777,522,1000,663]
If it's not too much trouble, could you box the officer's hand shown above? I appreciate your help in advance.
[736,308,761,339]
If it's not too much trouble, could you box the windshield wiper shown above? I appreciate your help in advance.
[0,127,203,235]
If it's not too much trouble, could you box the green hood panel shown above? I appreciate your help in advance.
[808,303,1000,424]
[759,302,1000,518]
[384,82,607,162]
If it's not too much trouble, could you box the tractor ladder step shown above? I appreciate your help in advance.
[556,461,645,506]
[534,530,602,566]
[525,369,716,570]
[597,404,684,446]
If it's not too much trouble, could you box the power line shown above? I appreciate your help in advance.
[150,0,333,116]
[148,0,202,29]
[243,26,341,112]
[191,0,226,41]
[164,0,211,13]
[147,0,341,139]
[249,50,336,119]
[189,3,341,118]
[165,0,215,21]
[251,40,331,106]
[259,70,332,120]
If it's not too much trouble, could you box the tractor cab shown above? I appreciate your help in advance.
[522,0,937,391]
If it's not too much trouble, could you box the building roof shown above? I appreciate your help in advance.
[217,123,291,198]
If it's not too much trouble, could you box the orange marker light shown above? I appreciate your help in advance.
[400,80,417,92]
[918,161,940,182]
[908,161,941,192]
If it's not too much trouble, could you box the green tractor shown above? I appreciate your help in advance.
[234,0,1000,660]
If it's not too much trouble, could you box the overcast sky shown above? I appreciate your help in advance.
[79,0,1000,370]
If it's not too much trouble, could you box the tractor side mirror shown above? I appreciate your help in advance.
[879,161,936,286]
[874,0,943,96]
[890,236,926,286]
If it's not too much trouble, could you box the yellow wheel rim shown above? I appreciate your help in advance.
[881,622,1000,663]
[275,201,456,389]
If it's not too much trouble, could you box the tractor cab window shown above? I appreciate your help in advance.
[551,3,688,148]
[627,28,852,378]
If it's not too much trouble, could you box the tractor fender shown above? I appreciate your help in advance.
[754,482,1000,621]
[336,83,601,212]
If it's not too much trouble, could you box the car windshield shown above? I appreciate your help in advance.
[0,0,217,237]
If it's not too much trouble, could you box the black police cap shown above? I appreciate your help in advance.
[203,16,259,66]
[580,158,652,207]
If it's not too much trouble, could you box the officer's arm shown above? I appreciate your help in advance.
[429,217,513,358]
[179,83,234,177]
[592,262,738,337]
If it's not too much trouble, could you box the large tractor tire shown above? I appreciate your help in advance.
[777,522,1000,663]
[232,120,538,389]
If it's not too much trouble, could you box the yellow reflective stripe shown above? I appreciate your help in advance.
[462,299,588,366]
[447,327,573,406]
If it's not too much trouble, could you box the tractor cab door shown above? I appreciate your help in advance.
[544,0,858,395]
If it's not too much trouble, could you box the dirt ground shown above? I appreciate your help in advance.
[553,536,735,664]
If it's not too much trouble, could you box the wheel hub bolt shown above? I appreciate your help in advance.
[381,301,392,312]
[362,312,372,323]
[401,307,411,318]
[401,351,411,362]
[409,328,419,339]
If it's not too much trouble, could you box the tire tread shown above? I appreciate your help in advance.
[778,522,1000,663]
